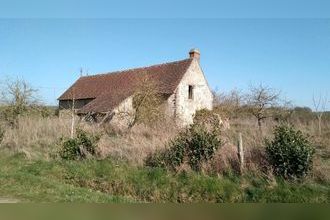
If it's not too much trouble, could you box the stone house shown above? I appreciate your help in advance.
[58,49,213,127]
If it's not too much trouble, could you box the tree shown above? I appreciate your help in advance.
[131,77,165,127]
[0,77,39,126]
[112,76,165,128]
[213,89,243,119]
[313,93,328,136]
[246,84,281,133]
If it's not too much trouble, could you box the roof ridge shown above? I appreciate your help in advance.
[80,58,193,79]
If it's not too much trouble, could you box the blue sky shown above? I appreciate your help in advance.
[0,0,329,18]
[0,1,329,109]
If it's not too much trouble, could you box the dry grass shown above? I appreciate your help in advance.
[209,116,330,178]
[97,121,179,166]
[0,116,179,164]
[1,116,71,159]
[206,117,274,175]
[0,113,329,182]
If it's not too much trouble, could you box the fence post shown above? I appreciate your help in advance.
[237,132,244,173]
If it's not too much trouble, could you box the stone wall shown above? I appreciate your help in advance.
[110,96,135,128]
[172,59,213,126]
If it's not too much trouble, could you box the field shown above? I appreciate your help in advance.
[0,153,328,203]
[0,107,329,203]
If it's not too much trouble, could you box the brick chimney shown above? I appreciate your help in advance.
[189,48,200,61]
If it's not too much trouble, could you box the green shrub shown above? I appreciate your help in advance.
[146,134,186,170]
[266,124,315,179]
[58,129,100,160]
[146,124,221,171]
[187,125,221,171]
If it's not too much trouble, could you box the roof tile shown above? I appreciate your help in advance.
[59,58,193,113]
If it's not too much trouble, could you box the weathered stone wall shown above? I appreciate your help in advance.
[110,96,135,128]
[172,59,213,126]
[164,93,176,118]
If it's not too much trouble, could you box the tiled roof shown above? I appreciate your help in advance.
[58,58,193,113]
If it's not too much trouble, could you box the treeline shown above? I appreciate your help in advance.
[213,84,329,135]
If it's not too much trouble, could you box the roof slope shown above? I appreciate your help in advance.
[59,58,193,114]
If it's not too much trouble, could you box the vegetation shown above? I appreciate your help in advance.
[0,79,328,203]
[0,126,4,144]
[146,123,221,171]
[0,154,130,203]
[58,129,100,160]
[131,77,165,127]
[313,93,328,136]
[266,124,315,179]
[245,84,285,132]
[0,78,40,127]
[0,153,328,203]
[213,89,242,119]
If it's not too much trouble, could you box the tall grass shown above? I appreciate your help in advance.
[1,116,70,159]
[97,122,179,165]
[0,112,329,181]
[0,116,179,164]
[0,112,328,202]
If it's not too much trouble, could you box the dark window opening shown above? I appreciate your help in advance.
[188,85,194,100]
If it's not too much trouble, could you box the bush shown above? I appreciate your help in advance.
[193,109,222,132]
[146,134,187,170]
[146,124,221,171]
[58,129,100,160]
[266,124,315,179]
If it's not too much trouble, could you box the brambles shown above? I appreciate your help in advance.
[58,129,100,160]
[146,123,222,172]
[266,124,315,179]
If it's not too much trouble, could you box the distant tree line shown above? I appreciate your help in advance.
[213,84,329,136]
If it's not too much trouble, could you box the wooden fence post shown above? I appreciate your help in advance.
[237,132,244,173]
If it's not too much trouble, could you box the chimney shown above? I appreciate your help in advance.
[189,48,200,61]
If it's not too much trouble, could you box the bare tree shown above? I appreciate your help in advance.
[246,84,281,133]
[213,89,243,119]
[313,93,328,136]
[0,77,39,126]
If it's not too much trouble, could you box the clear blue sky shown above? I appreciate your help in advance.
[0,1,329,109]
[0,0,329,18]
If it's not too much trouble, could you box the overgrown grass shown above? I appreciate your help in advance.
[0,153,328,203]
[0,110,329,203]
[0,153,131,203]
